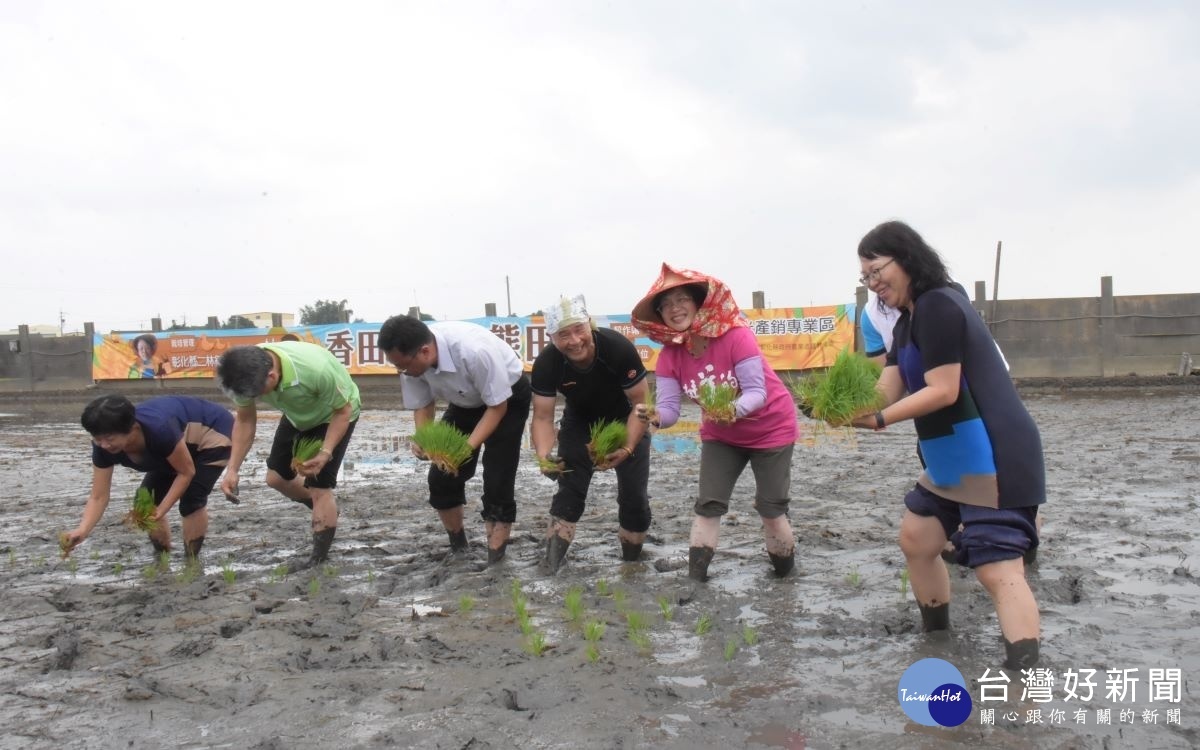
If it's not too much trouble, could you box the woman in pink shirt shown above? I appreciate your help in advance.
[633,264,799,582]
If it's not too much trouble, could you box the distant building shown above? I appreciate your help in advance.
[1,324,61,336]
[236,312,295,328]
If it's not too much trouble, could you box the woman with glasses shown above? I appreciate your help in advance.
[848,220,1045,669]
[632,264,799,582]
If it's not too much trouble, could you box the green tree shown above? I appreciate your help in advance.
[223,315,257,329]
[300,299,353,325]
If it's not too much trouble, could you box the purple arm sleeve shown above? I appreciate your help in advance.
[733,356,767,418]
[655,376,682,428]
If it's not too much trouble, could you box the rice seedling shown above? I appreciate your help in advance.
[518,611,535,636]
[585,643,600,663]
[899,568,910,598]
[269,564,288,583]
[657,595,674,622]
[625,610,650,633]
[724,637,739,661]
[291,436,325,472]
[7,549,14,567]
[366,570,377,583]
[322,564,339,578]
[67,557,78,578]
[157,550,171,570]
[535,454,570,475]
[611,588,627,610]
[564,586,585,623]
[175,562,200,585]
[695,614,714,636]
[629,630,652,653]
[36,555,47,568]
[412,422,474,476]
[58,532,72,559]
[697,380,738,424]
[122,487,158,533]
[525,631,548,657]
[513,595,529,620]
[458,594,476,614]
[307,576,321,598]
[742,624,759,646]
[595,578,610,596]
[791,349,883,426]
[510,578,524,601]
[89,549,100,561]
[584,620,606,642]
[221,560,236,585]
[587,420,628,466]
[142,564,159,581]
[845,567,863,588]
[643,381,659,426]
[112,561,125,576]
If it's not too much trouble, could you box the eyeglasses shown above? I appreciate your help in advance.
[859,258,895,287]
[656,294,695,312]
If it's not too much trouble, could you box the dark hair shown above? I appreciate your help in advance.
[280,333,300,342]
[132,334,157,357]
[858,221,951,303]
[378,315,434,356]
[81,394,136,436]
[216,346,273,400]
[652,283,708,318]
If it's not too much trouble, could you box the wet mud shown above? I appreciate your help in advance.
[0,387,1198,748]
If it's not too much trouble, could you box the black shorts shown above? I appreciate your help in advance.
[141,460,227,517]
[266,418,358,490]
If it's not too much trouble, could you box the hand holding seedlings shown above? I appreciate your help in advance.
[537,454,568,478]
[634,403,660,428]
[223,478,240,504]
[410,441,429,460]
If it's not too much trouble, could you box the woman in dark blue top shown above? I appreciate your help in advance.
[63,395,234,565]
[849,220,1046,670]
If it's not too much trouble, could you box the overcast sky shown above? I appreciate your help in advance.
[2,1,1197,333]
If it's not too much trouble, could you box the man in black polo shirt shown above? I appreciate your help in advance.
[530,294,652,574]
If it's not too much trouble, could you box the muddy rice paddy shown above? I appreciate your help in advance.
[0,385,1197,748]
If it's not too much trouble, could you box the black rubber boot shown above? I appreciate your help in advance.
[688,546,714,582]
[447,529,469,553]
[768,551,794,577]
[289,527,336,573]
[292,497,314,511]
[541,535,571,575]
[487,542,509,566]
[919,602,950,632]
[1004,638,1040,670]
[184,536,205,565]
[620,540,643,562]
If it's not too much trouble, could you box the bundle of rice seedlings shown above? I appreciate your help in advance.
[412,422,474,476]
[792,350,883,426]
[536,454,570,474]
[697,381,738,424]
[291,436,325,472]
[122,487,158,532]
[643,381,659,426]
[58,532,72,559]
[587,420,628,467]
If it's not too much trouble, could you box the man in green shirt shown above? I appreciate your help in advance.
[217,341,361,569]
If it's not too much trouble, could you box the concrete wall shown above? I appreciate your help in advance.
[980,286,1199,377]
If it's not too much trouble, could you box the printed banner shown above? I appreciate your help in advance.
[92,304,857,381]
